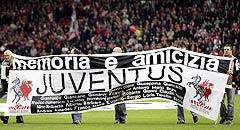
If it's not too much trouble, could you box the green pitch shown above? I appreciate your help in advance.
[0,96,240,130]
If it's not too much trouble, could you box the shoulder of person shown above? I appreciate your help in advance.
[1,60,8,65]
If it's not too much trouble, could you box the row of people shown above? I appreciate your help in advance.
[1,45,239,125]
[0,47,127,125]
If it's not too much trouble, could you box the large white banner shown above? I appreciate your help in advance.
[5,47,231,121]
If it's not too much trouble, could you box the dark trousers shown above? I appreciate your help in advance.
[1,116,23,121]
[71,113,82,122]
[0,80,8,96]
[220,88,235,121]
[177,106,197,122]
[115,103,127,123]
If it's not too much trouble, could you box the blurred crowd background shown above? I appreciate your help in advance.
[0,0,240,88]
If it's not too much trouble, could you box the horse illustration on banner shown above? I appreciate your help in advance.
[10,77,33,103]
[187,75,214,101]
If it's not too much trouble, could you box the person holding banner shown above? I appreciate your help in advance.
[220,44,239,125]
[173,46,198,124]
[112,47,127,124]
[0,51,10,98]
[177,106,198,124]
[0,50,24,124]
[70,48,83,124]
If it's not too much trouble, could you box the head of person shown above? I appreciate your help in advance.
[70,48,81,54]
[4,50,13,61]
[112,47,122,54]
[223,44,233,57]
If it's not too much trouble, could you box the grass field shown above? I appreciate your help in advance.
[0,96,240,130]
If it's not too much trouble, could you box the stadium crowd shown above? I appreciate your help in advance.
[0,0,240,88]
